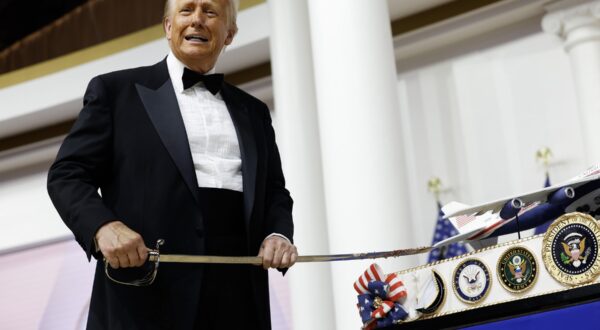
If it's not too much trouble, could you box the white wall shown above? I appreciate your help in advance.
[0,160,70,252]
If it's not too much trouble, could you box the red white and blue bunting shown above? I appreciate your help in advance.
[354,264,409,329]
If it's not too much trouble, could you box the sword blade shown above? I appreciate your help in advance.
[157,254,263,265]
[151,246,432,265]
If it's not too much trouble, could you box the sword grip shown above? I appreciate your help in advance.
[148,250,160,262]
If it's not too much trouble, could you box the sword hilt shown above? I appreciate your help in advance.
[103,238,164,287]
[147,238,164,263]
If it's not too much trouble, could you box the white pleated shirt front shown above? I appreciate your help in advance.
[166,53,243,192]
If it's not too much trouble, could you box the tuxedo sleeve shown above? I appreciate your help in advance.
[261,106,294,243]
[47,76,117,261]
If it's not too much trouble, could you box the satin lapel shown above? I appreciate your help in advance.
[136,79,202,208]
[221,85,257,226]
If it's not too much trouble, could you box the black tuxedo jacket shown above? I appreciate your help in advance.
[47,59,293,329]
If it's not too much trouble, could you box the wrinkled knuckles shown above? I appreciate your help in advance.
[104,246,116,256]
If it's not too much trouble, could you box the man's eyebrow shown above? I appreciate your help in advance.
[178,0,195,8]
[201,2,220,10]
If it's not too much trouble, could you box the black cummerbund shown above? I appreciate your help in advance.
[196,187,246,255]
[195,188,259,329]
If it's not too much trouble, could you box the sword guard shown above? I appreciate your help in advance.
[148,239,165,262]
[103,238,164,286]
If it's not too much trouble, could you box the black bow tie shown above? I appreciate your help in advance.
[182,68,224,95]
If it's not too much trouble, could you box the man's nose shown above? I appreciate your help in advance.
[191,10,207,27]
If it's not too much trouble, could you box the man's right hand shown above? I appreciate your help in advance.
[95,221,149,269]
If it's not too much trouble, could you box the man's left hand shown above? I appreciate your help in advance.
[258,236,298,269]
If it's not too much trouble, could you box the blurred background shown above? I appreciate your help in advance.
[0,0,598,329]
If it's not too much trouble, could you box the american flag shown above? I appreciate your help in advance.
[455,214,477,229]
[427,201,468,263]
[533,172,552,235]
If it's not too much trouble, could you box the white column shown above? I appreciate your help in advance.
[543,0,600,165]
[307,1,418,329]
[267,0,336,329]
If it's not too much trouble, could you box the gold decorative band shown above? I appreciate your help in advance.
[390,212,600,321]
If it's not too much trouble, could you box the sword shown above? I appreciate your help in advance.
[148,239,432,265]
[105,239,432,286]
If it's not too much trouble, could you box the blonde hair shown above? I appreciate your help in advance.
[163,0,239,33]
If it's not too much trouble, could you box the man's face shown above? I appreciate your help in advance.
[164,0,235,72]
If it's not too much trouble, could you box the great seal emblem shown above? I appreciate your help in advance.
[542,212,600,286]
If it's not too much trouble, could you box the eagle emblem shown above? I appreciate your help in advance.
[542,212,600,286]
[462,270,481,292]
[560,234,591,268]
[508,255,527,283]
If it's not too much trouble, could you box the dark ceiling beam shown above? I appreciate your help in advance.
[227,61,272,86]
[0,0,87,51]
[0,0,164,75]
[391,0,504,36]
[0,120,75,153]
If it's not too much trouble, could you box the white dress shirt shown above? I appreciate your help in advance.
[166,53,290,243]
[167,52,243,192]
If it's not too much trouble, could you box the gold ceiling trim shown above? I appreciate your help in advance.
[0,24,164,89]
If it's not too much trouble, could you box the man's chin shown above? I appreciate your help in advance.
[180,49,214,59]
[176,51,218,69]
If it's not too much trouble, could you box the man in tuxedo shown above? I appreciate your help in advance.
[47,0,297,328]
